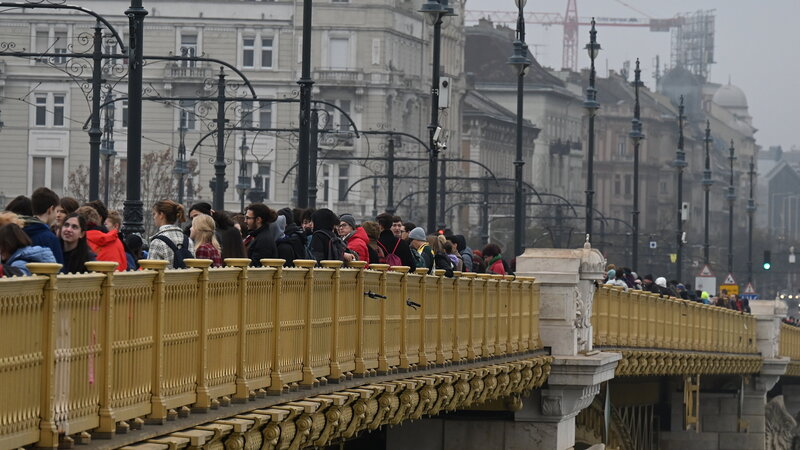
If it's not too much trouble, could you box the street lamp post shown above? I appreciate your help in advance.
[88,22,104,201]
[629,58,644,271]
[174,124,188,205]
[296,0,314,208]
[747,156,756,284]
[583,18,601,242]
[211,68,228,211]
[674,96,687,283]
[703,121,713,265]
[308,109,319,209]
[419,0,452,233]
[122,0,147,236]
[508,0,531,257]
[236,133,250,213]
[100,86,117,207]
[386,136,397,214]
[727,140,737,275]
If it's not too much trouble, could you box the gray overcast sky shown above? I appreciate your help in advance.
[464,0,799,151]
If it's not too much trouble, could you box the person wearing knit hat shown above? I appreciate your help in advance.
[408,227,433,270]
[337,214,369,264]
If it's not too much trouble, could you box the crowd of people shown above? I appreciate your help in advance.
[0,188,515,277]
[603,264,752,314]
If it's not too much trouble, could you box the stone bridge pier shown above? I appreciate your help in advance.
[387,244,620,450]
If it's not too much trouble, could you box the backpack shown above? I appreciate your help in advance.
[377,239,402,267]
[152,234,193,269]
[306,230,346,263]
[410,246,425,270]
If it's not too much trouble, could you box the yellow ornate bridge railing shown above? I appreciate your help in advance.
[0,258,547,449]
[780,323,800,376]
[593,286,762,377]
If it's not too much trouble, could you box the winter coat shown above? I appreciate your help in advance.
[276,224,306,266]
[486,255,507,275]
[246,225,277,267]
[344,227,370,263]
[417,243,434,271]
[23,220,64,264]
[88,228,129,271]
[5,245,56,275]
[148,225,194,268]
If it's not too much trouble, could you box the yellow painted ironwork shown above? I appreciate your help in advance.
[1,261,543,448]
[780,323,800,376]
[593,286,760,377]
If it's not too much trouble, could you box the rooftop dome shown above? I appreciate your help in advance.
[713,83,748,109]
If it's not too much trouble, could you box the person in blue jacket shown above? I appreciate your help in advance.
[0,223,56,275]
[22,187,63,265]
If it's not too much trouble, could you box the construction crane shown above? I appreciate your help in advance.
[465,0,683,72]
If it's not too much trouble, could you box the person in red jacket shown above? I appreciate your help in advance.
[338,214,370,264]
[76,206,127,271]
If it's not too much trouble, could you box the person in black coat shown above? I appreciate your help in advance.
[244,203,278,267]
[376,213,415,268]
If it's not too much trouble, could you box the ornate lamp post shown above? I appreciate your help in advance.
[727,140,737,275]
[747,156,756,284]
[419,0,453,233]
[629,58,644,270]
[296,0,315,208]
[703,121,713,265]
[236,133,250,213]
[508,0,531,257]
[674,96,687,282]
[100,87,117,206]
[174,124,188,205]
[122,0,147,236]
[584,18,601,242]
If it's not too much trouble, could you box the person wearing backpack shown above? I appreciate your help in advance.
[147,200,194,269]
[338,213,369,263]
[244,203,278,267]
[149,200,195,269]
[308,208,352,265]
[275,208,306,266]
[376,213,415,268]
[408,227,433,270]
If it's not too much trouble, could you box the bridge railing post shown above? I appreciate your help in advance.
[391,266,410,371]
[293,259,317,388]
[476,273,491,359]
[434,269,446,365]
[225,258,252,403]
[28,263,61,448]
[328,260,352,382]
[263,259,285,394]
[531,280,540,351]
[86,261,119,437]
[184,259,212,411]
[464,273,477,361]
[138,260,169,423]
[375,264,390,374]
[414,268,430,367]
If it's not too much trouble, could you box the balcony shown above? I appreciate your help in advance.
[315,68,364,84]
[166,61,212,81]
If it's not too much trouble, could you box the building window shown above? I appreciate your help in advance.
[260,37,273,69]
[33,93,66,127]
[617,137,626,157]
[35,96,47,126]
[180,33,198,67]
[121,100,128,128]
[240,100,253,128]
[329,37,350,69]
[53,95,65,126]
[53,31,68,64]
[242,37,255,68]
[179,100,196,130]
[659,181,668,194]
[259,101,272,128]
[256,162,271,199]
[35,30,50,54]
[338,164,349,202]
[613,174,621,196]
[332,0,349,3]
[322,165,330,202]
[32,156,65,193]
[624,174,632,196]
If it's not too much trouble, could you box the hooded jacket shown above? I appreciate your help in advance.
[344,227,370,263]
[246,224,277,267]
[87,227,128,271]
[5,245,56,275]
[23,219,64,264]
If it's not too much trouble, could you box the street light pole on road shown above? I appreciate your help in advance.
[674,96,687,283]
[629,58,644,271]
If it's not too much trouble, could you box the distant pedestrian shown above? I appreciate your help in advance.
[59,213,96,274]
[23,187,63,265]
[191,214,222,267]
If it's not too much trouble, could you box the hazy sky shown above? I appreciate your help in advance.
[465,0,799,151]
